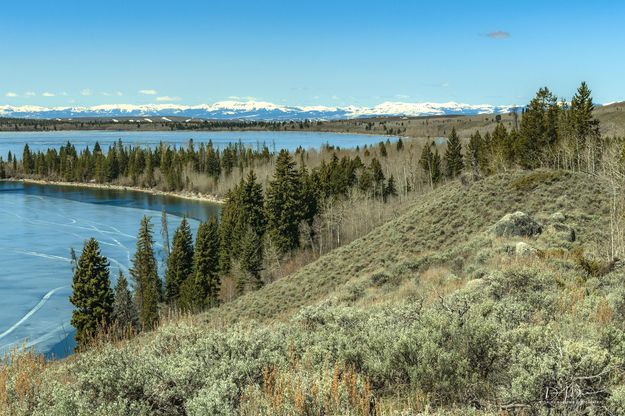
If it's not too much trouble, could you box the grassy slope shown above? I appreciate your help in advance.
[211,169,611,324]
[3,170,621,415]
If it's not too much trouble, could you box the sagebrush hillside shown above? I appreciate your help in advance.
[211,169,612,323]
[4,170,625,415]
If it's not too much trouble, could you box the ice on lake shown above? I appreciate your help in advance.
[0,181,218,358]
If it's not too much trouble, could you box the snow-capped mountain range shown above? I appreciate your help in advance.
[0,100,517,121]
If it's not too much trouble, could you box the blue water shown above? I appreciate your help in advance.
[0,130,394,158]
[0,181,220,358]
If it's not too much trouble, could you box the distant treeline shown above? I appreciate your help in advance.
[418,82,616,186]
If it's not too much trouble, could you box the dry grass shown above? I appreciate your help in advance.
[0,345,47,415]
[208,170,613,324]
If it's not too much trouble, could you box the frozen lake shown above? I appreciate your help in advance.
[0,130,395,158]
[0,181,220,358]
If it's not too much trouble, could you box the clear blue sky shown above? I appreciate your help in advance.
[1,0,624,107]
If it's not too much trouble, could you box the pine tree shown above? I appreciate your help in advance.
[165,217,194,304]
[265,150,304,255]
[570,81,600,171]
[239,226,263,292]
[241,170,266,239]
[419,142,442,187]
[112,271,139,332]
[384,175,397,200]
[444,128,464,178]
[419,142,434,187]
[518,87,560,169]
[70,238,114,350]
[466,131,484,178]
[161,208,170,258]
[190,217,220,308]
[370,158,386,198]
[432,149,443,184]
[130,216,161,330]
[22,144,34,174]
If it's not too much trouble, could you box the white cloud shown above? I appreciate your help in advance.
[116,91,123,96]
[139,89,158,95]
[25,91,36,97]
[60,91,68,96]
[80,89,92,96]
[156,96,180,102]
[42,92,55,97]
[5,92,18,97]
[395,94,410,99]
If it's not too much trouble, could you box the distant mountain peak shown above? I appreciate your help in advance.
[0,100,516,120]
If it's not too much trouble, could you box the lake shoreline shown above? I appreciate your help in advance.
[2,178,225,204]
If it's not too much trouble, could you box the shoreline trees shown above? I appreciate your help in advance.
[69,238,114,351]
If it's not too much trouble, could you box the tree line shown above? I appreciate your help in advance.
[418,82,607,186]
[68,147,399,350]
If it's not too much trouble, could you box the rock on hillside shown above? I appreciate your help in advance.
[492,211,543,238]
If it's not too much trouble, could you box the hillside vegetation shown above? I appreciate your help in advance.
[4,170,625,415]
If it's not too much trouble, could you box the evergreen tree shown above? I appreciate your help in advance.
[165,217,194,304]
[466,131,484,178]
[239,226,264,292]
[570,81,600,171]
[190,217,221,308]
[518,87,560,169]
[241,170,266,238]
[370,158,386,198]
[432,149,443,184]
[444,127,464,178]
[70,238,114,350]
[265,150,304,255]
[22,143,33,174]
[112,271,139,332]
[130,216,161,330]
[419,142,442,187]
[384,175,397,200]
[396,138,404,151]
[161,208,171,258]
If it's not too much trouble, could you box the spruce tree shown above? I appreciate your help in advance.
[265,150,304,255]
[165,217,194,304]
[518,87,560,169]
[112,271,139,332]
[22,144,33,174]
[241,170,266,239]
[432,149,443,184]
[239,226,264,292]
[191,217,220,308]
[419,142,434,187]
[130,216,161,330]
[570,81,600,171]
[444,127,464,178]
[419,142,442,187]
[70,238,114,351]
[384,175,397,200]
[161,208,171,258]
[466,131,483,178]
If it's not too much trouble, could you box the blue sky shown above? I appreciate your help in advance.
[1,0,624,107]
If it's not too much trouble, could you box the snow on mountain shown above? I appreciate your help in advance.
[0,100,515,121]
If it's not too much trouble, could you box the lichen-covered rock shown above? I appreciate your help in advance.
[515,241,538,256]
[492,211,543,238]
[547,222,576,242]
